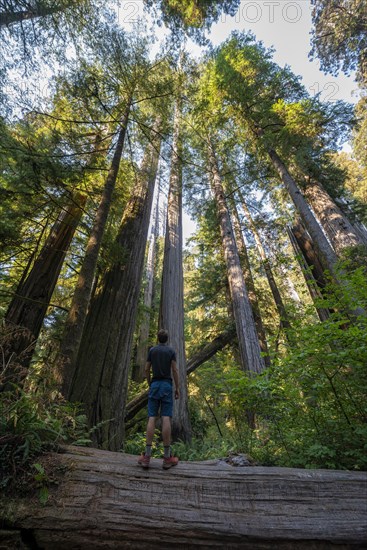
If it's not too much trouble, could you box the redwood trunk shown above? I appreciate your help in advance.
[60,101,131,398]
[304,179,364,254]
[0,1,75,27]
[132,192,160,382]
[1,195,85,388]
[268,149,338,276]
[2,446,365,548]
[231,201,270,367]
[69,122,161,451]
[287,224,331,322]
[291,221,329,291]
[159,98,191,443]
[240,193,292,335]
[208,140,265,375]
[336,199,367,247]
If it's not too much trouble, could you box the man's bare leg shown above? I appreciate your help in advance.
[146,416,156,447]
[161,416,171,449]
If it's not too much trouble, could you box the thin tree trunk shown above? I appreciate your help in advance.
[69,121,161,451]
[240,193,292,335]
[0,1,76,27]
[159,98,191,443]
[287,224,331,322]
[208,140,265,375]
[230,201,270,367]
[304,178,364,254]
[125,327,236,423]
[60,101,131,398]
[132,191,160,382]
[1,194,86,388]
[268,149,339,276]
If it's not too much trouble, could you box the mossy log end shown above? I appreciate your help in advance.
[1,446,366,549]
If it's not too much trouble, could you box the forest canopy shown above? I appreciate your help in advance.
[1,0,367,489]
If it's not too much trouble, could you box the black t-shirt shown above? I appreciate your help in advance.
[147,343,176,382]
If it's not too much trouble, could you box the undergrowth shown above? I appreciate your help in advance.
[0,383,91,497]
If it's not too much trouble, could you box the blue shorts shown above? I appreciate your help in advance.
[148,380,173,417]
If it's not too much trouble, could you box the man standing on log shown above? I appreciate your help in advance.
[138,329,180,469]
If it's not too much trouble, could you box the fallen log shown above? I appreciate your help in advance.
[125,327,236,422]
[1,445,366,549]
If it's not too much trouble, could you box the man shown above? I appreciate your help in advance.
[138,329,180,469]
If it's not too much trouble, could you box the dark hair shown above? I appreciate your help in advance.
[158,329,169,343]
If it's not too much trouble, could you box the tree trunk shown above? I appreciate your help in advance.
[208,140,265,375]
[60,101,131,398]
[304,178,364,254]
[291,220,329,291]
[230,200,270,367]
[125,327,236,423]
[1,194,86,389]
[240,192,292,336]
[159,98,191,443]
[1,446,366,548]
[0,1,77,27]
[69,121,161,451]
[268,149,339,276]
[132,191,160,382]
[287,224,331,322]
[335,198,367,248]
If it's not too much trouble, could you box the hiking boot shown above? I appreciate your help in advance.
[138,453,150,468]
[163,455,179,470]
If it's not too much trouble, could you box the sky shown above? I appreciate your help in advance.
[117,0,359,104]
[206,1,359,103]
[117,1,360,242]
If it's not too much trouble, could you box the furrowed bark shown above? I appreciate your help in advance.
[287,223,331,322]
[304,179,364,254]
[230,200,270,367]
[159,98,191,443]
[208,140,265,375]
[132,192,160,383]
[1,194,86,389]
[60,101,131,399]
[69,119,161,451]
[240,192,292,336]
[1,446,366,548]
[268,149,339,276]
[336,199,367,248]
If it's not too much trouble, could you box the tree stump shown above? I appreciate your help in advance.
[1,445,366,548]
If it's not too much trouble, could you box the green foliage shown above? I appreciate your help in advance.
[172,437,232,461]
[124,428,165,457]
[145,0,240,42]
[309,0,367,82]
[181,258,367,471]
[252,265,367,470]
[352,92,367,180]
[0,383,91,490]
[2,1,366,476]
[32,462,50,505]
